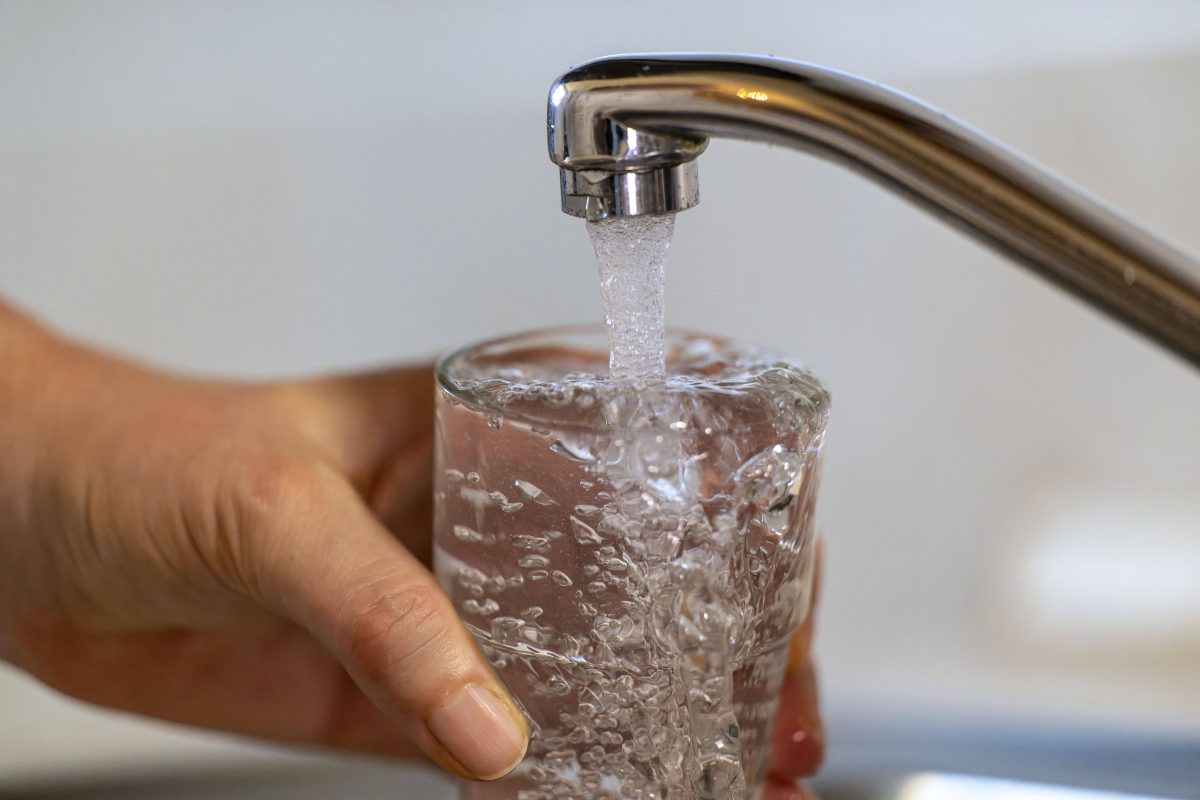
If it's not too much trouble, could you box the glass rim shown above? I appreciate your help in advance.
[435,324,829,434]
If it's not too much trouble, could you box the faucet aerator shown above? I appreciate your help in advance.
[559,162,700,221]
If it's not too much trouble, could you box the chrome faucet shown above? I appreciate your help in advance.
[547,53,1200,368]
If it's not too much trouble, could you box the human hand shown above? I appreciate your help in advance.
[0,301,824,792]
[763,551,825,799]
[0,302,528,780]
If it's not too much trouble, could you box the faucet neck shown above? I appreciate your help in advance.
[546,53,1200,368]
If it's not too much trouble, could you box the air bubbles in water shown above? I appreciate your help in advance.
[515,479,556,505]
[434,222,830,799]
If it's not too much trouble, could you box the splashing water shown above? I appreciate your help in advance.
[436,216,828,800]
[587,214,674,385]
[437,339,827,800]
[587,213,749,798]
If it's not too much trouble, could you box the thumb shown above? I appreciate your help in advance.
[253,466,529,780]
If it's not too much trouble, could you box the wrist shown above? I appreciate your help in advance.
[0,301,90,664]
[0,306,42,661]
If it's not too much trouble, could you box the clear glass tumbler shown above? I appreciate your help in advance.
[433,327,829,800]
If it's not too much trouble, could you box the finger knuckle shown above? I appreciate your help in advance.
[342,580,451,682]
[216,456,334,600]
[237,456,325,523]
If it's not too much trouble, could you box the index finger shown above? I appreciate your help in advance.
[768,538,825,779]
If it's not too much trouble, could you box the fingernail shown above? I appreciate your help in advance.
[429,684,528,779]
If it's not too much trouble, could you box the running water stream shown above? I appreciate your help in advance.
[587,214,748,799]
[587,215,673,385]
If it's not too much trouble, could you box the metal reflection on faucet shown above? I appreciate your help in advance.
[546,53,1200,368]
[736,88,771,102]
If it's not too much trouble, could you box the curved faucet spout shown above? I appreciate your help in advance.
[547,53,1200,369]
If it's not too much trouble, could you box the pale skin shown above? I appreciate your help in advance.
[0,298,823,797]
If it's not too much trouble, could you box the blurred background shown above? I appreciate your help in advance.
[2,1,1199,797]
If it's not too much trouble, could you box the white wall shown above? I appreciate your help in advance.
[2,0,1199,785]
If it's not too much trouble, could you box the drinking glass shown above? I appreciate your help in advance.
[433,326,829,800]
